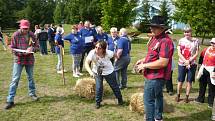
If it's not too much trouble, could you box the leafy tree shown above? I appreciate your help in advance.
[159,0,171,28]
[101,0,137,31]
[173,0,215,43]
[137,0,151,32]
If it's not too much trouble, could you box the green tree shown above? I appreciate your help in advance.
[101,0,137,31]
[137,0,151,32]
[159,0,171,28]
[173,0,215,43]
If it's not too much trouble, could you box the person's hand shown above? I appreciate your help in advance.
[136,63,146,74]
[58,45,62,48]
[184,60,190,66]
[212,72,215,78]
[26,46,33,53]
[89,71,95,78]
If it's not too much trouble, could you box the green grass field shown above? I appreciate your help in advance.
[0,28,212,121]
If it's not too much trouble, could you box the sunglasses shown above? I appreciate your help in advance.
[211,42,215,45]
[95,46,102,49]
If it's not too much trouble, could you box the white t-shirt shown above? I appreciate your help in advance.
[86,49,114,75]
[178,37,199,65]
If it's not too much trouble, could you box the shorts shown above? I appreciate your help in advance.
[178,64,197,83]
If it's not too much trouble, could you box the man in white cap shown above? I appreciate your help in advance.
[5,19,39,109]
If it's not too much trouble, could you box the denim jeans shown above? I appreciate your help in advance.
[7,63,36,102]
[114,55,130,88]
[56,54,62,71]
[144,79,165,121]
[94,72,122,104]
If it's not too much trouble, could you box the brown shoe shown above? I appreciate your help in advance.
[184,95,189,103]
[175,94,180,102]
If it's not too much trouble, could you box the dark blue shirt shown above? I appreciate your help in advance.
[79,28,95,47]
[107,35,119,52]
[63,33,84,54]
[55,33,64,54]
[95,33,108,42]
[117,35,131,56]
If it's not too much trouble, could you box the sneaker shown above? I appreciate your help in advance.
[194,99,204,103]
[63,69,67,72]
[31,95,39,101]
[77,72,83,76]
[168,92,173,96]
[95,103,101,109]
[57,70,63,74]
[4,102,15,110]
[73,74,80,78]
[208,104,213,108]
[211,115,215,120]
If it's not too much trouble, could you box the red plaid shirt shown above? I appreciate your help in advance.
[11,29,38,65]
[144,32,174,80]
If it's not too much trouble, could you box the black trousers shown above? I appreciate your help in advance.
[80,46,94,72]
[196,68,215,105]
[166,71,173,92]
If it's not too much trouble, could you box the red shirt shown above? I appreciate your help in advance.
[11,30,38,65]
[202,46,215,66]
[144,32,174,80]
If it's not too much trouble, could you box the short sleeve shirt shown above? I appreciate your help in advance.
[202,46,215,66]
[144,32,174,80]
[178,37,199,65]
[86,49,114,75]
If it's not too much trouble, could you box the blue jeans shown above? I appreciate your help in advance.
[56,54,62,71]
[94,72,122,104]
[144,79,164,121]
[7,63,36,102]
[114,55,130,88]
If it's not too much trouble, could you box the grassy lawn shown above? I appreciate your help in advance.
[0,29,212,121]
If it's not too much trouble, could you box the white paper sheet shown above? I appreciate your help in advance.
[85,36,93,43]
[13,48,34,53]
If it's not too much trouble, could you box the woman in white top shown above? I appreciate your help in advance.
[85,40,123,109]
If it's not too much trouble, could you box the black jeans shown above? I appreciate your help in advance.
[80,45,93,72]
[165,71,173,92]
[197,68,215,105]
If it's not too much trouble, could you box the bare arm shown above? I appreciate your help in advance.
[85,58,94,76]
[137,57,169,70]
[115,49,123,59]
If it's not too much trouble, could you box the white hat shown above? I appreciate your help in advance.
[210,38,215,43]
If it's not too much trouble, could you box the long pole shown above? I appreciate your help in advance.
[60,46,65,85]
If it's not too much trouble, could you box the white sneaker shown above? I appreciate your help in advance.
[77,72,83,76]
[73,73,80,78]
[57,70,63,74]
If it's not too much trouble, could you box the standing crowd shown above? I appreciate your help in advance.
[2,15,215,121]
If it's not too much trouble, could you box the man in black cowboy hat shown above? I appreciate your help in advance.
[136,15,174,121]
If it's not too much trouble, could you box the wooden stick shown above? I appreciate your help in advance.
[60,46,65,85]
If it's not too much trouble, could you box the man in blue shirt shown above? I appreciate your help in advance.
[79,21,96,72]
[114,28,131,89]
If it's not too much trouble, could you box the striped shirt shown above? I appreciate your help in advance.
[11,29,38,65]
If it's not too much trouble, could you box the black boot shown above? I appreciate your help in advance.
[118,98,124,105]
[4,102,15,110]
[95,102,101,109]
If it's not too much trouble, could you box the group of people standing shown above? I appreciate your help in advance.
[3,16,215,121]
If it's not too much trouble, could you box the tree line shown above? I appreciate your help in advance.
[1,0,215,37]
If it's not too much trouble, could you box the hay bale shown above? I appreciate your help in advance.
[129,93,144,114]
[74,78,96,99]
[129,93,171,114]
